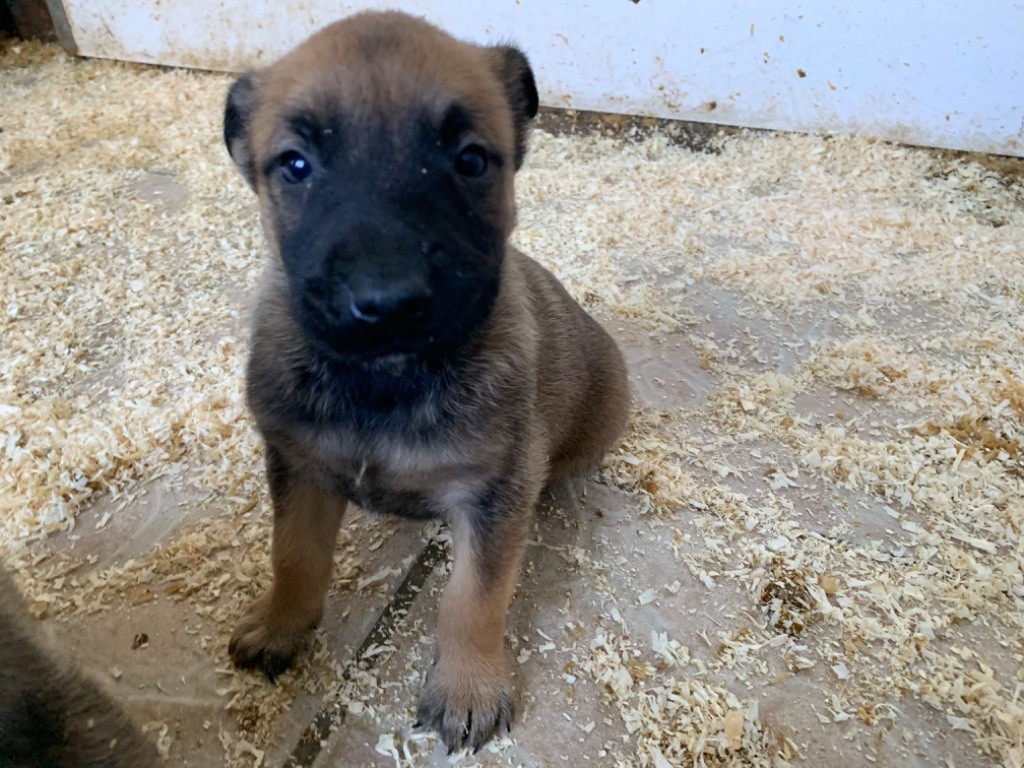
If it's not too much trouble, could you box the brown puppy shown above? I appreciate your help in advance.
[223,11,630,751]
[0,569,158,768]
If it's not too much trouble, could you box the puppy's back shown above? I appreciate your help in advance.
[0,569,158,768]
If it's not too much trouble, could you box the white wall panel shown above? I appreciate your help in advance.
[56,0,1024,156]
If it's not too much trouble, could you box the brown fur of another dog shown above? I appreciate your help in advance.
[0,569,158,768]
[223,11,630,752]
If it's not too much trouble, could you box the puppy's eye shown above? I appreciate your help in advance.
[279,151,312,183]
[454,145,488,177]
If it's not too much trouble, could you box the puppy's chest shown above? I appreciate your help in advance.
[307,430,482,519]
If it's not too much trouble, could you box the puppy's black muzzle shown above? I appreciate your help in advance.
[287,218,449,359]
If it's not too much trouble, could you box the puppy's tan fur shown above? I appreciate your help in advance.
[224,11,630,751]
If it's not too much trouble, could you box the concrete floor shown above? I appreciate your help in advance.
[2,39,1023,768]
[26,305,1003,768]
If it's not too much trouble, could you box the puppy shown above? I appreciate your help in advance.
[0,569,158,768]
[223,11,630,751]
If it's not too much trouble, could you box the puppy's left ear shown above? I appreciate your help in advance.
[224,71,260,189]
[486,45,539,170]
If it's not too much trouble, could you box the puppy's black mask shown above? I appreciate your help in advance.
[224,46,538,364]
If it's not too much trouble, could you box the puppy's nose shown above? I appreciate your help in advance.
[348,280,432,324]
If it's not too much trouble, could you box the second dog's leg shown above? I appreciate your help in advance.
[229,445,346,678]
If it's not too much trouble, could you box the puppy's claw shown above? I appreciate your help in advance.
[230,646,292,681]
[228,631,296,680]
[228,596,315,680]
[416,662,514,753]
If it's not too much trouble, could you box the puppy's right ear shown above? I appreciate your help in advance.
[224,72,259,189]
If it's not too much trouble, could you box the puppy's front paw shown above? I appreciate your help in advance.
[415,657,514,754]
[228,595,317,680]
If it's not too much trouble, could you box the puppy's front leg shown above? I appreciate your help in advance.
[230,445,346,678]
[417,486,535,753]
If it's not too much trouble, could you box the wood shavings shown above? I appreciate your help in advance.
[141,721,172,759]
[374,733,401,768]
[218,729,265,768]
[757,557,824,637]
[358,566,401,591]
[583,631,793,767]
[3,37,1024,768]
[638,588,658,605]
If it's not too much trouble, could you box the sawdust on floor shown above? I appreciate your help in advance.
[2,37,1023,768]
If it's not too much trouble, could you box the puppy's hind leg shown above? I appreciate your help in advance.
[230,444,346,679]
[549,324,631,489]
